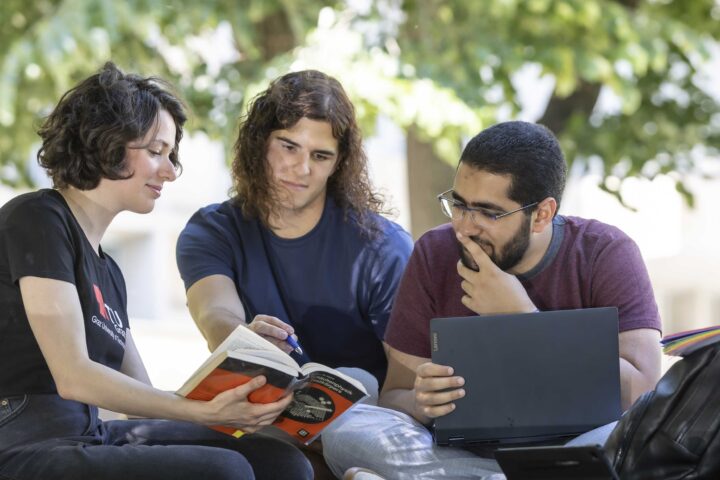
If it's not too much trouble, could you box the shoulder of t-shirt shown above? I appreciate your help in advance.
[0,189,70,228]
[366,212,413,250]
[188,199,236,224]
[415,223,456,252]
[182,199,254,237]
[335,205,412,251]
[560,215,634,247]
[410,223,458,270]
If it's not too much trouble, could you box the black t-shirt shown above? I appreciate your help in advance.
[0,189,128,396]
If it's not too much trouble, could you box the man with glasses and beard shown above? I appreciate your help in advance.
[322,121,662,480]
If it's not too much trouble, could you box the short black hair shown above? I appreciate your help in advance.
[460,121,567,211]
[37,61,186,190]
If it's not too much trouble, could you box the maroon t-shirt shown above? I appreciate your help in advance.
[385,216,661,358]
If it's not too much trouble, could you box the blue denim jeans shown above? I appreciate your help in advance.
[0,394,312,480]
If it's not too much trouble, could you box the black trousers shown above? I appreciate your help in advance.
[0,394,313,480]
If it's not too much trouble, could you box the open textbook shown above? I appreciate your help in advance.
[176,324,368,444]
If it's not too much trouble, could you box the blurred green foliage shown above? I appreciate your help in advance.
[1,0,718,205]
[391,0,720,205]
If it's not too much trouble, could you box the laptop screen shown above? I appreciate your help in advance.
[431,307,621,446]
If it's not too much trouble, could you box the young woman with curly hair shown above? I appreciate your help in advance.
[0,62,312,480]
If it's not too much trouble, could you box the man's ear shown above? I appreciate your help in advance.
[531,197,557,233]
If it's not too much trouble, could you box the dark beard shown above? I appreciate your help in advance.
[458,214,532,272]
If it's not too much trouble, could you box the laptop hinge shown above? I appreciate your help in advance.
[447,436,465,447]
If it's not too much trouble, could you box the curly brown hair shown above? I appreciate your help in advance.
[231,70,384,234]
[37,62,186,190]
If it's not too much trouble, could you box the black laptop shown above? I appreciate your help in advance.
[430,307,621,447]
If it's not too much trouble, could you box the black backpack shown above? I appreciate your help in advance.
[604,342,720,479]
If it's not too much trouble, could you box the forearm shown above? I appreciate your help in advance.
[379,388,431,425]
[195,309,245,352]
[57,360,208,424]
[619,357,658,411]
[186,275,250,352]
[617,328,662,411]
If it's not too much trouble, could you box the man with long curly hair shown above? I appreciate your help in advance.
[176,70,412,392]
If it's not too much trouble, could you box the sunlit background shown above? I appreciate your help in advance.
[2,1,719,392]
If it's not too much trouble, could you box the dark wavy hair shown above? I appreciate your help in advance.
[37,62,187,190]
[460,121,567,214]
[231,70,384,233]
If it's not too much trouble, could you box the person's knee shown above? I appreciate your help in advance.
[323,405,438,478]
[125,447,255,480]
[201,449,255,480]
[268,441,313,480]
[322,414,384,476]
[336,367,379,402]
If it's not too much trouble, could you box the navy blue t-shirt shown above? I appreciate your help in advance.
[0,189,128,396]
[176,198,412,384]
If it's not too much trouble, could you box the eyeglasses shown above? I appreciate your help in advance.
[437,189,538,226]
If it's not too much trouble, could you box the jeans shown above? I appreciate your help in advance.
[0,394,313,480]
[335,367,379,404]
[322,403,617,480]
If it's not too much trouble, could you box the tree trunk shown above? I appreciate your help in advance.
[406,127,457,239]
[256,10,296,60]
[538,81,601,135]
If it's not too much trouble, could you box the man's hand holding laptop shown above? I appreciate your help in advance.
[411,362,466,425]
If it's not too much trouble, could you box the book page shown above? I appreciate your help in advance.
[299,362,367,394]
[227,350,301,377]
[178,325,299,393]
[218,324,284,353]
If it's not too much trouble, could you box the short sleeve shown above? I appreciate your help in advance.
[2,198,76,284]
[591,234,661,333]
[363,225,413,339]
[176,205,238,291]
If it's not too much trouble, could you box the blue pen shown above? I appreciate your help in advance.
[285,334,303,355]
